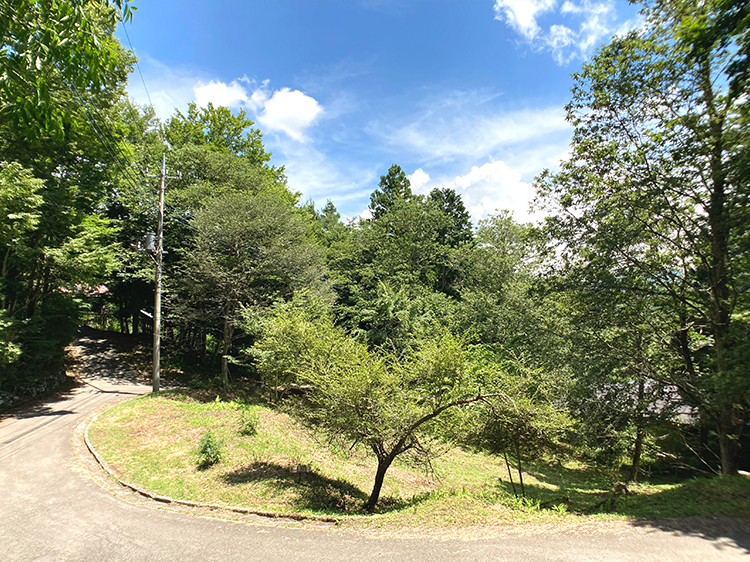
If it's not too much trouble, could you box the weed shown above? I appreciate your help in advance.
[238,406,259,436]
[551,502,568,514]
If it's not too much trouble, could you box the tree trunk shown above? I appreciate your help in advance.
[515,438,525,499]
[503,449,518,499]
[629,379,646,483]
[717,409,744,475]
[702,56,738,476]
[629,427,644,483]
[221,311,234,386]
[718,431,739,475]
[365,455,393,512]
[1,246,10,309]
[197,329,207,363]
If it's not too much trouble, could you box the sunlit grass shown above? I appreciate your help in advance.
[88,390,750,528]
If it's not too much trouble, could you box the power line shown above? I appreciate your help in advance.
[121,24,156,115]
[120,21,167,144]
[3,0,196,230]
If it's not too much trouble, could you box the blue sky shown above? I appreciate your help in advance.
[118,0,640,224]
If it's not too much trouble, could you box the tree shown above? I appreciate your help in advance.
[535,0,750,474]
[428,187,473,248]
[453,212,546,352]
[0,1,134,390]
[368,164,412,220]
[253,304,508,511]
[184,191,325,384]
[0,0,134,140]
[165,102,273,168]
[559,281,683,479]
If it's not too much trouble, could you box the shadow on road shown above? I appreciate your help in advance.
[69,326,149,387]
[630,517,750,555]
[1,327,148,422]
[0,384,81,422]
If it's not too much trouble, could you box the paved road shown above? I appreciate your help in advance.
[1,332,748,561]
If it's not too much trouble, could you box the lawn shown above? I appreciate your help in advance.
[88,390,750,529]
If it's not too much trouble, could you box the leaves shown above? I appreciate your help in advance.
[535,0,750,474]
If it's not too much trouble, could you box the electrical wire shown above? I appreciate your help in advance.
[3,0,197,230]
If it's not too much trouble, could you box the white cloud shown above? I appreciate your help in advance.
[193,80,249,108]
[381,104,569,164]
[191,80,324,141]
[494,0,557,40]
[125,56,323,141]
[408,168,431,192]
[255,87,324,142]
[367,92,573,224]
[451,161,539,222]
[269,138,377,220]
[493,0,633,64]
[403,161,547,223]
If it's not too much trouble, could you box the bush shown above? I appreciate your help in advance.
[197,430,221,469]
[238,406,259,436]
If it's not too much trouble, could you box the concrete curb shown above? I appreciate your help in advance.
[84,404,344,525]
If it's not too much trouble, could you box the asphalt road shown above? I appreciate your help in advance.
[1,331,748,561]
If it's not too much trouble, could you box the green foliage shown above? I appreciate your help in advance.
[177,190,326,383]
[368,164,413,220]
[252,300,570,510]
[447,346,572,458]
[534,0,750,475]
[165,102,273,167]
[453,212,545,350]
[0,2,132,391]
[354,282,454,357]
[330,179,476,347]
[0,0,135,139]
[0,310,21,366]
[0,163,43,262]
[197,430,222,469]
[428,187,473,248]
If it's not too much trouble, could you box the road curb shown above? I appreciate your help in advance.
[84,400,344,525]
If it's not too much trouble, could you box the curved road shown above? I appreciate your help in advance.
[1,331,748,561]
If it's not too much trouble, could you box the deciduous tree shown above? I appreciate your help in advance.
[535,0,750,474]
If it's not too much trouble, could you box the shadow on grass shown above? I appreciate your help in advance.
[490,463,611,514]
[157,387,267,406]
[222,461,368,513]
[616,477,750,555]
[497,465,750,536]
[503,475,750,554]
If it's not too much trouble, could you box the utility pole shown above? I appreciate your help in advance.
[152,153,166,392]
[147,152,179,393]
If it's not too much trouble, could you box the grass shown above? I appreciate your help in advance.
[88,390,750,529]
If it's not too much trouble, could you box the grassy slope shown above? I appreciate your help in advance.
[88,390,750,528]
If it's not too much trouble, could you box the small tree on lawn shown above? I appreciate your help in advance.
[252,302,508,511]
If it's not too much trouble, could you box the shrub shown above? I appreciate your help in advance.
[197,430,221,469]
[238,406,259,436]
